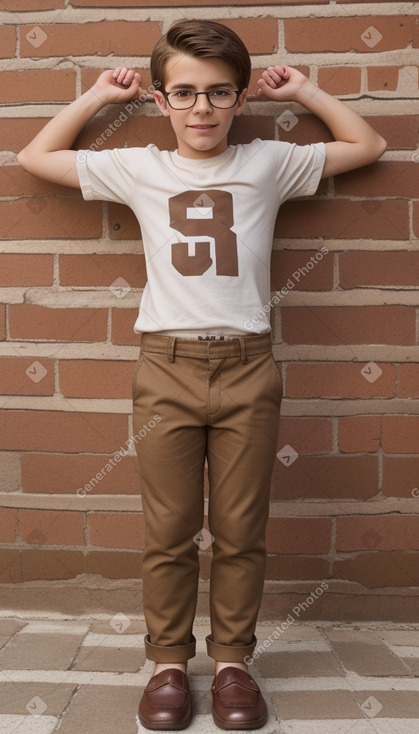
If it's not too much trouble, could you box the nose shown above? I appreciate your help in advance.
[192,93,212,113]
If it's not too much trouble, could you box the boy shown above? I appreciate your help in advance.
[18,19,386,731]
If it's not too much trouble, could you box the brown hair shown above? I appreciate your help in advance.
[151,19,251,93]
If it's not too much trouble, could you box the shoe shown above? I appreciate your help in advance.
[211,667,267,730]
[137,668,192,731]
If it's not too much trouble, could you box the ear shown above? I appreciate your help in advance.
[234,88,248,117]
[154,90,170,117]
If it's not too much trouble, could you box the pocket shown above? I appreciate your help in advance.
[132,351,145,402]
[269,352,283,385]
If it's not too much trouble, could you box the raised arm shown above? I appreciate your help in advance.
[256,66,387,178]
[17,68,142,188]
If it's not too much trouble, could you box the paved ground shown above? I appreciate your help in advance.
[0,615,418,733]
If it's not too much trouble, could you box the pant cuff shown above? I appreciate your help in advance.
[205,635,257,663]
[144,634,196,663]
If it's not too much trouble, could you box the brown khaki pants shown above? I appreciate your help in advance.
[132,333,282,663]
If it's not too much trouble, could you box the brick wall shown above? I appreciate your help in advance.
[0,0,418,620]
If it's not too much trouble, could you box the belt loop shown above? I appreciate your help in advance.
[238,336,247,364]
[167,336,176,362]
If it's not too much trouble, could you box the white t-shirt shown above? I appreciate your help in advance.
[76,139,325,335]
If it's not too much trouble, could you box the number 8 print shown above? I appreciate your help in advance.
[169,190,239,276]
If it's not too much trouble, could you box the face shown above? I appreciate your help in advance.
[154,53,247,159]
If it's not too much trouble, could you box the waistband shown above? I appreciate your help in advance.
[139,332,272,364]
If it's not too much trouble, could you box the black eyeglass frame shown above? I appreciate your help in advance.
[164,89,242,110]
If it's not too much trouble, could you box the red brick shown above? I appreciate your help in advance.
[109,204,140,240]
[0,199,102,240]
[0,411,128,452]
[277,417,333,455]
[0,305,7,341]
[0,70,76,104]
[87,512,144,549]
[271,454,378,501]
[318,67,361,95]
[0,254,53,287]
[59,255,146,288]
[336,515,419,552]
[215,19,277,54]
[339,416,381,453]
[398,364,419,399]
[370,116,418,151]
[0,358,54,396]
[266,517,331,554]
[282,306,415,346]
[85,550,142,579]
[0,166,80,197]
[229,115,275,146]
[0,550,23,583]
[333,552,419,588]
[0,509,18,544]
[18,509,84,546]
[277,199,409,240]
[60,359,135,399]
[271,249,333,291]
[72,0,327,6]
[266,555,329,582]
[0,27,16,58]
[382,416,419,454]
[285,362,396,399]
[368,66,400,91]
[20,21,161,58]
[21,549,84,581]
[335,161,417,198]
[9,304,107,342]
[340,251,419,289]
[382,457,419,499]
[4,0,64,8]
[111,308,141,346]
[21,452,140,494]
[0,118,55,153]
[284,16,415,53]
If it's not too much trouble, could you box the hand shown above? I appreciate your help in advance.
[256,65,312,103]
[90,67,144,105]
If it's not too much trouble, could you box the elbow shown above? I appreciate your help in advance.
[375,134,387,161]
[17,148,30,172]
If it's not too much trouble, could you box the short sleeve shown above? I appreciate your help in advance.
[76,147,148,205]
[270,140,326,202]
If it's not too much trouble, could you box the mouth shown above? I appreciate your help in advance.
[188,124,218,131]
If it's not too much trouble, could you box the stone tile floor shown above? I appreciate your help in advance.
[0,615,418,733]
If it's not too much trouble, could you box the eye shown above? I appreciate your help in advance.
[210,89,232,98]
[172,90,194,99]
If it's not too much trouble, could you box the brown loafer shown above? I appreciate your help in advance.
[211,667,267,730]
[137,668,192,730]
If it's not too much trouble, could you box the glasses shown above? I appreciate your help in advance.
[165,88,241,110]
